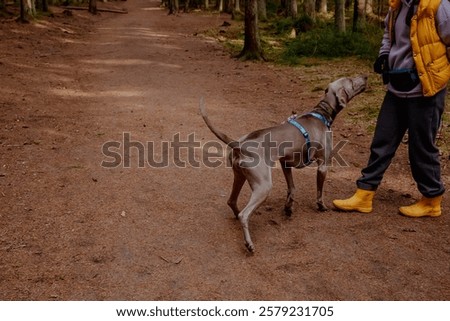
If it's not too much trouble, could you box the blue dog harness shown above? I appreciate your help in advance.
[286,112,331,165]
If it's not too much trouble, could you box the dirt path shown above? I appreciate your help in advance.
[1,0,449,300]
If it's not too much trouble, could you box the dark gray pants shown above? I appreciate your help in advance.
[357,89,446,198]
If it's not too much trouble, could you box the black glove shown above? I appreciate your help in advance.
[373,54,389,74]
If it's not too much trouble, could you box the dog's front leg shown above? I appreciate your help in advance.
[316,159,328,211]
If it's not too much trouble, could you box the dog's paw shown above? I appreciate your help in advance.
[317,203,329,212]
[245,242,255,253]
[284,207,293,217]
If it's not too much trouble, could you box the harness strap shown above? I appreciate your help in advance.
[309,112,331,129]
[287,118,312,165]
[286,112,332,165]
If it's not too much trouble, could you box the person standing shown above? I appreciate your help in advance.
[333,0,450,217]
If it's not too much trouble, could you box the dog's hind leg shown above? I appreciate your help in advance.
[316,159,328,211]
[281,162,296,216]
[228,169,246,218]
[238,169,272,252]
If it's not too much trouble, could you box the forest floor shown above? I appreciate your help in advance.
[0,0,449,300]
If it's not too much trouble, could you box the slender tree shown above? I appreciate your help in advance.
[317,0,327,14]
[18,0,35,22]
[167,0,179,14]
[89,0,97,14]
[234,0,241,12]
[257,0,266,21]
[352,0,359,31]
[42,0,48,12]
[231,0,242,19]
[303,0,315,22]
[335,0,346,32]
[358,0,373,18]
[286,0,297,18]
[19,0,27,22]
[237,0,264,60]
[27,0,36,16]
[216,0,224,12]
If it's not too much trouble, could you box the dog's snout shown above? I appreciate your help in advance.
[354,74,369,88]
[355,74,368,83]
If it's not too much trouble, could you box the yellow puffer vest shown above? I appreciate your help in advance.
[389,0,450,96]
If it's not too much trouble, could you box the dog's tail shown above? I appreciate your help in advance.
[199,98,240,149]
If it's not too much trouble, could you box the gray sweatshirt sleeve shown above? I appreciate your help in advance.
[436,0,450,58]
[379,11,391,56]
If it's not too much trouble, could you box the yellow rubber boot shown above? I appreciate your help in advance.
[333,188,375,213]
[399,195,442,218]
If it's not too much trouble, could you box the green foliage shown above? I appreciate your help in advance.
[273,17,295,34]
[206,3,385,65]
[281,23,384,64]
[273,15,316,35]
[292,14,315,33]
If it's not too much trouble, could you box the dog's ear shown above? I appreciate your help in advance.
[336,88,348,109]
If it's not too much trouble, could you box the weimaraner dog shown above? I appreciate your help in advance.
[200,75,368,252]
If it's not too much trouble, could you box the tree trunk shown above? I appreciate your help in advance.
[303,0,315,22]
[376,0,383,17]
[216,0,223,12]
[231,0,242,20]
[225,0,232,13]
[19,0,27,22]
[317,0,327,14]
[234,0,240,12]
[168,0,178,14]
[18,0,36,22]
[238,0,264,60]
[352,0,359,31]
[358,0,373,16]
[286,0,297,18]
[335,0,345,32]
[88,0,97,14]
[42,0,48,12]
[257,0,266,21]
[231,0,242,19]
[358,0,365,20]
[26,0,36,16]
[204,0,208,10]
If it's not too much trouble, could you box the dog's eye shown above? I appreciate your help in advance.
[325,88,329,93]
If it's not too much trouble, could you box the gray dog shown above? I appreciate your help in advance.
[200,75,368,252]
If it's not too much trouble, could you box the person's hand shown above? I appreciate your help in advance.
[373,54,389,74]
